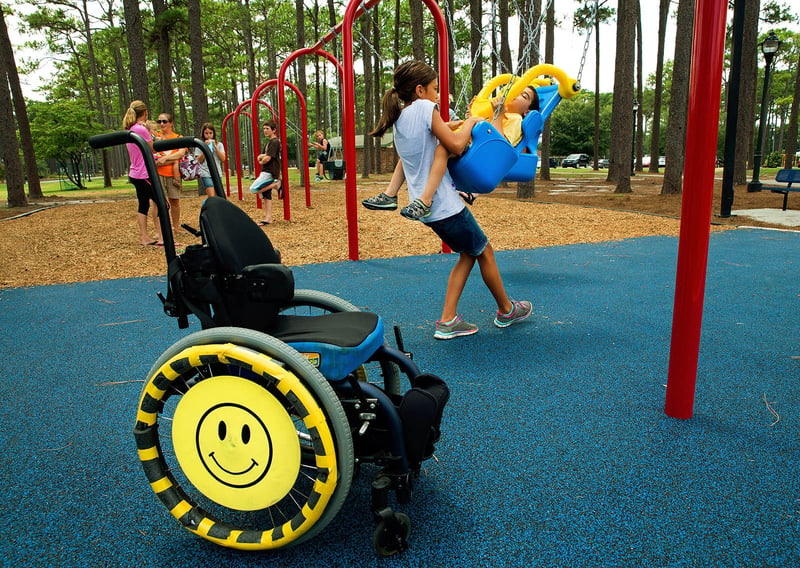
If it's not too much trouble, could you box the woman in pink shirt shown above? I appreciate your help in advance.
[122,100,162,246]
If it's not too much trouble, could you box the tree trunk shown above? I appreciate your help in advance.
[733,0,760,184]
[122,0,149,106]
[445,0,455,89]
[538,0,552,183]
[0,71,27,207]
[361,16,373,178]
[0,5,41,198]
[635,0,643,173]
[649,0,670,173]
[661,0,694,195]
[608,0,637,193]
[394,0,401,71]
[784,50,800,168]
[372,14,383,174]
[409,0,425,61]
[153,0,175,115]
[242,0,257,94]
[188,0,208,136]
[295,0,307,108]
[79,0,111,188]
[499,0,512,72]
[593,4,600,169]
[469,0,483,96]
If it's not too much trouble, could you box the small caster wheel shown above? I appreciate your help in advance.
[373,511,411,556]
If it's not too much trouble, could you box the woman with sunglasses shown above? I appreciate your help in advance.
[154,113,185,236]
[122,101,163,246]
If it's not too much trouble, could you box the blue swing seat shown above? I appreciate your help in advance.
[448,84,562,194]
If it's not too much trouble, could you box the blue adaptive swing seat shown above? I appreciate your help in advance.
[448,65,580,194]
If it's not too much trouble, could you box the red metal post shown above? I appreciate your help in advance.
[664,0,728,419]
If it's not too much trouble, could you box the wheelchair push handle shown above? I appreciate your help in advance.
[89,131,137,150]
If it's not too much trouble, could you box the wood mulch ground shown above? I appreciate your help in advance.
[1,172,793,289]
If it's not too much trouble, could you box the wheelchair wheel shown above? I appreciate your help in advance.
[134,327,354,550]
[281,289,401,395]
[373,511,411,556]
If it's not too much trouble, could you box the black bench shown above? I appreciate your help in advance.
[765,168,800,211]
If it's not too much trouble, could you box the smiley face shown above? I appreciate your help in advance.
[172,375,301,511]
[196,403,271,488]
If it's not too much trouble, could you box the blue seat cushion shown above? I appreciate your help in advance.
[271,311,385,381]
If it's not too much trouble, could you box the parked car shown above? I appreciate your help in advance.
[598,158,609,168]
[658,156,666,167]
[562,153,590,168]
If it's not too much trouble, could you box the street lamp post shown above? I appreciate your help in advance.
[748,31,781,192]
[631,99,639,176]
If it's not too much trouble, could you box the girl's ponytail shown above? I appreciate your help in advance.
[122,100,147,129]
[370,87,401,138]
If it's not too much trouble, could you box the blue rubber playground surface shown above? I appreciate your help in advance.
[1,228,798,567]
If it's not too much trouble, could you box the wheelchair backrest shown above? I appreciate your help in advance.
[200,196,281,272]
[166,196,293,332]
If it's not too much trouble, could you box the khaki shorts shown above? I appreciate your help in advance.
[159,175,182,200]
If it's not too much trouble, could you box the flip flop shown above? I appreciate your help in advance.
[258,221,271,226]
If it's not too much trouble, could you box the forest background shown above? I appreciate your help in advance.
[0,0,799,208]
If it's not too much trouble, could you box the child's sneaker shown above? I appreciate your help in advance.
[493,300,533,328]
[362,192,398,210]
[400,198,432,220]
[434,315,478,340]
[314,174,322,181]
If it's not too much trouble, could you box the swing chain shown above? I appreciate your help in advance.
[576,0,599,84]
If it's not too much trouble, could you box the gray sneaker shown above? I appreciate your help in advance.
[362,192,398,210]
[434,315,478,340]
[494,300,533,328]
[401,198,432,220]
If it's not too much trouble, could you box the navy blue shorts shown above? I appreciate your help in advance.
[427,207,488,257]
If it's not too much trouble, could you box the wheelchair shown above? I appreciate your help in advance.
[90,132,450,556]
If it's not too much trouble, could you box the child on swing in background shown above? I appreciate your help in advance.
[363,83,539,221]
[370,60,532,340]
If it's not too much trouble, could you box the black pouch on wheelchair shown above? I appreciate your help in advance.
[217,264,294,331]
[166,244,220,327]
[168,243,294,331]
[399,373,450,467]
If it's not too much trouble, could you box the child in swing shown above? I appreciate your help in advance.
[363,83,539,220]
[370,60,532,339]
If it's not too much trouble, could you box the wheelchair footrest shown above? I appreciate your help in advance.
[399,373,450,467]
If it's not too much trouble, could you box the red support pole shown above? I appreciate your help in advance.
[664,0,728,419]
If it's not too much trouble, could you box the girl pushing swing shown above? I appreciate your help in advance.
[370,60,532,340]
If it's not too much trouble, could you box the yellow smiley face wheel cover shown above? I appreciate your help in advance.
[172,375,300,511]
[135,343,339,550]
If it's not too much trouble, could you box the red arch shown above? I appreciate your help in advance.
[250,79,307,214]
[275,49,344,218]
